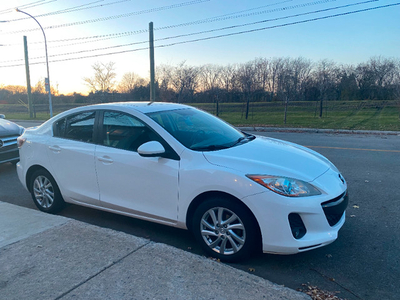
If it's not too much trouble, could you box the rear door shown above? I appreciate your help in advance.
[47,110,99,205]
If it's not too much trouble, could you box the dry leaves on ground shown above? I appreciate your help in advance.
[299,284,345,300]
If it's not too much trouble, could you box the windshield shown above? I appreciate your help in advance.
[147,108,252,151]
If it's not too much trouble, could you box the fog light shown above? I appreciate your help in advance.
[289,213,306,239]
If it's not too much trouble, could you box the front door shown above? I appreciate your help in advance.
[94,111,179,224]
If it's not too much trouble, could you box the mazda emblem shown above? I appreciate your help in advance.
[0,139,3,148]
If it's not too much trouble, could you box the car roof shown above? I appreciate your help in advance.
[89,102,190,114]
[35,102,193,134]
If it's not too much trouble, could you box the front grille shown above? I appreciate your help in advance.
[0,135,18,148]
[0,135,19,162]
[321,191,349,226]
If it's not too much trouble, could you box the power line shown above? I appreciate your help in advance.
[5,0,328,34]
[175,0,295,23]
[0,0,50,15]
[155,0,337,31]
[1,0,211,34]
[0,0,381,62]
[156,2,400,48]
[0,2,398,68]
[0,0,336,49]
[0,0,58,15]
[156,0,379,42]
[1,30,141,47]
[9,0,130,22]
[0,0,296,45]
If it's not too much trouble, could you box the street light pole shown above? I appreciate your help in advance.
[15,8,53,118]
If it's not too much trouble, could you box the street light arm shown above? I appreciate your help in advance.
[15,8,49,71]
[15,9,46,39]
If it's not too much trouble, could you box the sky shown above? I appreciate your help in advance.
[0,0,399,95]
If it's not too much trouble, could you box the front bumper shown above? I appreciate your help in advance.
[243,169,348,254]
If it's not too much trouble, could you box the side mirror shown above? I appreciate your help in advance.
[137,141,166,157]
[0,114,5,119]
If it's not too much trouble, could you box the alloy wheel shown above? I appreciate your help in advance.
[33,175,55,209]
[200,207,246,255]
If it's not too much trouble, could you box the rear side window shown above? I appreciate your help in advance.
[54,111,96,143]
[53,118,66,138]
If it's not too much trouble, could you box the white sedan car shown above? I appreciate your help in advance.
[17,102,348,261]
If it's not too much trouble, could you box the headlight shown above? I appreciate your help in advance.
[246,175,321,197]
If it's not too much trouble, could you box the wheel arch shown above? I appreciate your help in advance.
[25,165,53,193]
[185,191,262,241]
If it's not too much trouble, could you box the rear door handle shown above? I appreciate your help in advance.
[98,156,114,164]
[49,145,61,152]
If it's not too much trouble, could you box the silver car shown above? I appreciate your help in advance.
[0,114,25,164]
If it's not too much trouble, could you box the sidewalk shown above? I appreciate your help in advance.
[0,201,310,300]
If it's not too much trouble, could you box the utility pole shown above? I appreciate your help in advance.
[149,22,156,103]
[23,36,33,118]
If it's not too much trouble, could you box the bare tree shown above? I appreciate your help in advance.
[84,62,117,93]
[199,64,222,92]
[392,59,400,118]
[169,62,200,103]
[199,64,223,113]
[369,56,397,88]
[117,72,140,93]
[32,79,45,94]
[2,85,27,94]
[237,62,257,119]
[312,59,340,117]
[219,65,238,92]
[291,57,313,101]
[254,58,270,100]
[356,56,398,99]
[156,64,175,102]
[335,64,357,100]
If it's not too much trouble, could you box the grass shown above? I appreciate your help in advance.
[196,102,400,131]
[3,101,400,131]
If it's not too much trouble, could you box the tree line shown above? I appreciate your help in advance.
[1,56,399,110]
[158,56,399,103]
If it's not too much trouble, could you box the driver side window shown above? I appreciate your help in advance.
[101,111,155,152]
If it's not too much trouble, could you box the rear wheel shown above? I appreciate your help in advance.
[30,169,65,213]
[192,196,259,262]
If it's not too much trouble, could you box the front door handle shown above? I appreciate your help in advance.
[98,156,114,164]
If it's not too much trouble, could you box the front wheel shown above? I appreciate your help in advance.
[30,169,65,213]
[192,197,259,262]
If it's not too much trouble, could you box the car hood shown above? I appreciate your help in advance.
[203,136,335,182]
[0,119,22,136]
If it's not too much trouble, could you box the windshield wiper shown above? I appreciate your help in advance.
[191,144,230,151]
[230,134,255,147]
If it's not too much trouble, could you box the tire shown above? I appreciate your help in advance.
[30,169,65,214]
[192,196,259,262]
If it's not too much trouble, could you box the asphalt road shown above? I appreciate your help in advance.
[1,122,399,300]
